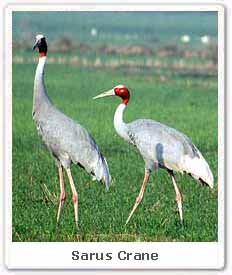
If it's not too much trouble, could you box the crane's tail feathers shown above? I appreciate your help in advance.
[181,153,214,189]
[92,155,112,190]
[101,156,112,190]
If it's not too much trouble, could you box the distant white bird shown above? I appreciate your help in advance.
[181,35,190,44]
[91,28,98,37]
[201,35,210,45]
[32,34,111,230]
[93,85,213,225]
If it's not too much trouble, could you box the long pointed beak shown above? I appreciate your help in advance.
[93,89,115,100]
[32,41,38,51]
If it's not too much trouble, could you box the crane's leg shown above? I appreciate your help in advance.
[65,168,79,229]
[57,165,66,224]
[169,171,183,223]
[126,169,150,225]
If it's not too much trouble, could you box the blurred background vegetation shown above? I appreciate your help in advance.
[12,11,218,78]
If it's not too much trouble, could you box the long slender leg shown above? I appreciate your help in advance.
[65,168,78,229]
[126,169,151,225]
[57,165,66,224]
[169,171,183,223]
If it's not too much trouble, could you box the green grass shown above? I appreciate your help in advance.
[12,63,218,242]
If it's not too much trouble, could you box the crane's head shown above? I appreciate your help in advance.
[33,34,47,57]
[93,85,130,105]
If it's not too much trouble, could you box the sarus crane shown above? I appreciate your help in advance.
[32,34,111,229]
[93,85,213,225]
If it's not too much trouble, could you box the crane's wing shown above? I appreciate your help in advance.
[127,119,213,188]
[36,108,111,189]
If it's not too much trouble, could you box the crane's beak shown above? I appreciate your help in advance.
[93,89,115,100]
[32,40,39,51]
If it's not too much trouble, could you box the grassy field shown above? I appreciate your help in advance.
[12,60,218,242]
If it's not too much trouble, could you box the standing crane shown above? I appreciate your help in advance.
[93,85,214,225]
[32,34,111,229]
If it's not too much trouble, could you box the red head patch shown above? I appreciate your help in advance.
[114,85,130,105]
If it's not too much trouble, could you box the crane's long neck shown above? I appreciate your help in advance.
[33,56,52,118]
[114,103,130,142]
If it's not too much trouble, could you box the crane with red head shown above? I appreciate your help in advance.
[93,85,214,225]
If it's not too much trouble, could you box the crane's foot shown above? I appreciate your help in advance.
[56,193,66,225]
[74,223,81,241]
[75,222,80,232]
[125,210,135,225]
[125,196,143,225]
[75,234,81,241]
[125,210,133,225]
[125,216,131,226]
[55,223,62,235]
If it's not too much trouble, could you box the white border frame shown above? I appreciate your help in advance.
[4,3,225,270]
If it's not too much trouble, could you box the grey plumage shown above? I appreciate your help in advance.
[33,34,111,229]
[127,119,201,171]
[33,100,111,187]
[125,118,213,188]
